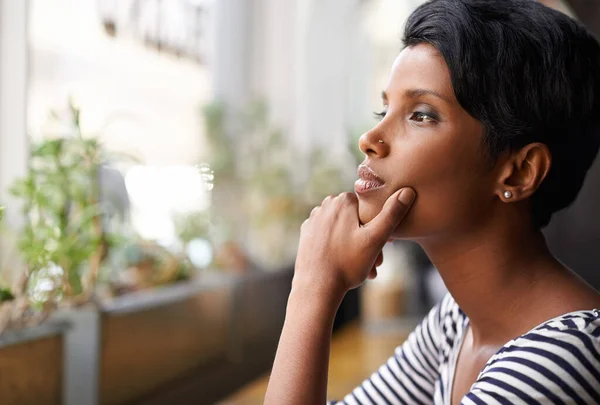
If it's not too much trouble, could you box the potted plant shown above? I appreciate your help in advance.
[0,99,116,405]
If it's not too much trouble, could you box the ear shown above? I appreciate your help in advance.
[495,143,552,202]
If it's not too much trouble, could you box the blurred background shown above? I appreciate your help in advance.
[0,0,598,404]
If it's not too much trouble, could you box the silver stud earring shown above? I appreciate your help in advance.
[378,139,384,144]
[503,191,512,199]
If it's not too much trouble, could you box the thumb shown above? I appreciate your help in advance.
[364,187,415,244]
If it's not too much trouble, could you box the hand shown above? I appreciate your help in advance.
[293,188,416,298]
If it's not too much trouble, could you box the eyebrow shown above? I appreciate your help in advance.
[381,89,451,103]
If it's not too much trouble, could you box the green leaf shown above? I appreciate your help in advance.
[0,286,14,302]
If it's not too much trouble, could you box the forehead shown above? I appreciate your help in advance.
[385,43,456,103]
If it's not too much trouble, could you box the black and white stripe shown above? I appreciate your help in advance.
[330,294,600,404]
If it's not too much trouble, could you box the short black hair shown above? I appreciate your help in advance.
[403,0,600,228]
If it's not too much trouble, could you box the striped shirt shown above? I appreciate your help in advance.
[330,294,600,404]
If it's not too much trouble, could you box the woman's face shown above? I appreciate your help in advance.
[356,43,498,239]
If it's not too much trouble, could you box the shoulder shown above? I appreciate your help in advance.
[465,310,600,404]
[489,309,600,368]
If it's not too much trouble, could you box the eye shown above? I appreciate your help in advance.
[373,110,387,121]
[410,111,438,123]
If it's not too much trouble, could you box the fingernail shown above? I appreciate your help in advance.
[398,188,415,205]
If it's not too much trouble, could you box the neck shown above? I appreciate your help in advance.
[419,215,563,343]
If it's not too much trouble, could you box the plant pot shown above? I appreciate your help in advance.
[98,277,234,405]
[118,268,293,405]
[0,322,68,405]
[235,269,293,354]
[0,268,294,405]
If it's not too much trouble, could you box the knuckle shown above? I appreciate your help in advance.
[338,192,356,202]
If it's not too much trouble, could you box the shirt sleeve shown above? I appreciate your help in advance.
[328,296,447,405]
[461,323,600,404]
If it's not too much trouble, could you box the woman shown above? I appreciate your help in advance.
[264,0,600,404]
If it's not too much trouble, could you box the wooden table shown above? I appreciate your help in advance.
[219,321,409,404]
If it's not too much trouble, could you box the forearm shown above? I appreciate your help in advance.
[264,282,345,405]
[264,189,413,404]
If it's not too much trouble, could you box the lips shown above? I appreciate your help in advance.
[355,164,385,194]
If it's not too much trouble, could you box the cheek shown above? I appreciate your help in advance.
[391,140,491,237]
[392,189,474,238]
[357,122,490,236]
[357,159,480,229]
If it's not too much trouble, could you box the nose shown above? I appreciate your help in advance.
[358,127,389,158]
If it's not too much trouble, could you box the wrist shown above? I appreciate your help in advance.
[288,275,347,318]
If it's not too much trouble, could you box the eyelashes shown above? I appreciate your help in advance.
[410,111,438,123]
[373,109,439,123]
[373,110,387,120]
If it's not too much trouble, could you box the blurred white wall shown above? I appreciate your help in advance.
[211,0,425,173]
[0,0,29,281]
[29,0,211,166]
[0,0,29,228]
